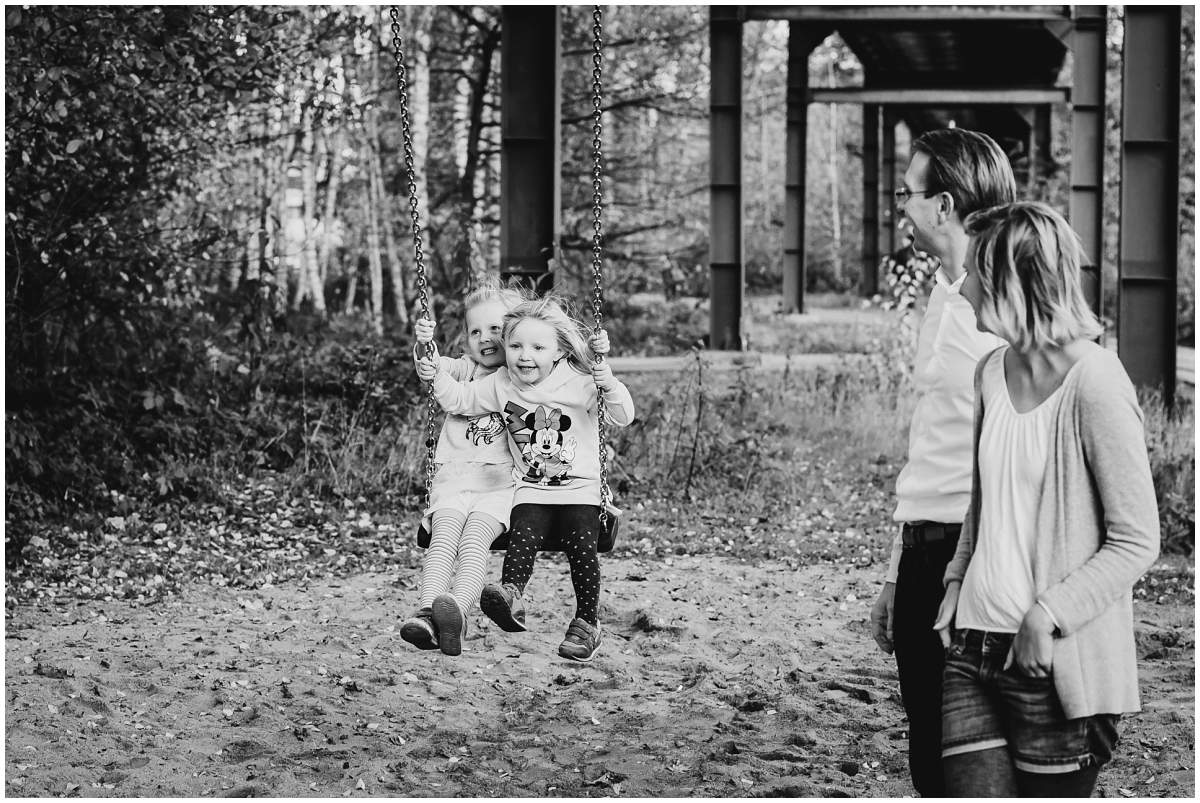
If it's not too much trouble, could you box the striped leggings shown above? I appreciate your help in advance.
[418,510,501,612]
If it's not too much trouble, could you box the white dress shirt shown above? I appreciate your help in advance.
[884,269,1005,583]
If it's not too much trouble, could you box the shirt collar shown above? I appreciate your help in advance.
[935,267,967,294]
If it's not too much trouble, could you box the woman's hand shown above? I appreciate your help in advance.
[1006,604,1056,677]
[589,329,611,356]
[932,580,961,650]
[415,355,439,383]
[414,317,436,344]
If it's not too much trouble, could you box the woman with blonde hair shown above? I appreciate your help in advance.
[933,201,1160,796]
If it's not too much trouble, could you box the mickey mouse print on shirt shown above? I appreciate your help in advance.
[504,402,578,486]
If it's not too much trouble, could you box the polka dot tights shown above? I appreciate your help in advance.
[502,503,602,625]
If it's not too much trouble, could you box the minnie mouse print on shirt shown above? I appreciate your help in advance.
[504,402,578,487]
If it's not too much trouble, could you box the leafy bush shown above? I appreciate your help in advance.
[4,313,428,561]
[1141,391,1195,555]
[617,332,915,502]
[604,295,709,356]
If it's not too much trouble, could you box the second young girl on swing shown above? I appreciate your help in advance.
[416,294,634,662]
[400,281,523,656]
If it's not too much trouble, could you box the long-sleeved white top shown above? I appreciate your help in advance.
[432,359,634,507]
[427,355,514,466]
[884,269,1005,583]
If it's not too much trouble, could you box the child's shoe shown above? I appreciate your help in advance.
[479,582,527,632]
[431,593,468,656]
[557,618,601,662]
[399,607,438,650]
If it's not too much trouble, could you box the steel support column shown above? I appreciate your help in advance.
[881,108,898,256]
[1118,5,1180,404]
[500,7,561,292]
[709,6,743,348]
[1034,104,1051,194]
[1069,6,1106,315]
[783,25,828,314]
[861,103,881,296]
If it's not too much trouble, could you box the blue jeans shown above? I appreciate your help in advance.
[942,629,1119,796]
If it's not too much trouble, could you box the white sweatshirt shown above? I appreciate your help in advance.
[428,355,512,467]
[432,360,635,506]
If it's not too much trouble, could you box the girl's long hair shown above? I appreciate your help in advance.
[502,294,596,374]
[462,278,525,317]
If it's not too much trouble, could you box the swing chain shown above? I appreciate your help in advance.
[589,5,612,524]
[389,7,438,506]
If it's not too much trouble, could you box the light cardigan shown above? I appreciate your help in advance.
[944,342,1160,719]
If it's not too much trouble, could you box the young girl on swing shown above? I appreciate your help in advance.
[932,202,1160,796]
[400,280,524,656]
[415,294,634,662]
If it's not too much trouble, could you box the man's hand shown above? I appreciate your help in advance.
[414,317,436,344]
[870,582,896,654]
[1006,604,1055,677]
[932,580,961,650]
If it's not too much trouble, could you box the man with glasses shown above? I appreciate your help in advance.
[869,128,1016,796]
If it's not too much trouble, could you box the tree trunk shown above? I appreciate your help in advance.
[827,62,842,286]
[365,59,385,335]
[344,255,359,315]
[455,20,499,287]
[300,108,326,316]
[375,146,407,326]
[317,128,343,290]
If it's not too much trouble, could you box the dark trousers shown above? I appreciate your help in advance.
[892,529,960,798]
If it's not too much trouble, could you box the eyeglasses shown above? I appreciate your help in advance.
[894,188,939,203]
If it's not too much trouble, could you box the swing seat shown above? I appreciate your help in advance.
[416,503,619,553]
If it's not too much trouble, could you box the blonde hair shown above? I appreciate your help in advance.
[503,294,596,374]
[964,201,1104,350]
[462,278,525,319]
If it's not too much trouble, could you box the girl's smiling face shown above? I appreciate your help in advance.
[464,300,507,368]
[506,318,564,384]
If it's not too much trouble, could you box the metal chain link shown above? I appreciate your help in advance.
[389,7,438,507]
[589,6,612,528]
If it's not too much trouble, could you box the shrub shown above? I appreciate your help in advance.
[1141,391,1195,555]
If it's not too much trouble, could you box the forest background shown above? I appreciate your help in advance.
[5,5,1195,593]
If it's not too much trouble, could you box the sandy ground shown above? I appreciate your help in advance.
[5,554,1194,798]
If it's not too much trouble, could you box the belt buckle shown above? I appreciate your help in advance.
[903,521,942,548]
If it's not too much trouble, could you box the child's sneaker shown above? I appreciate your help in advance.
[432,593,467,656]
[399,607,438,650]
[557,618,601,662]
[479,582,527,632]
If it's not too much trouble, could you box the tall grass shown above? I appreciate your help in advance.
[614,333,916,514]
[1141,391,1195,555]
[262,326,1192,555]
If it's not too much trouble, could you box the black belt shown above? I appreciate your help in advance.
[901,521,961,548]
